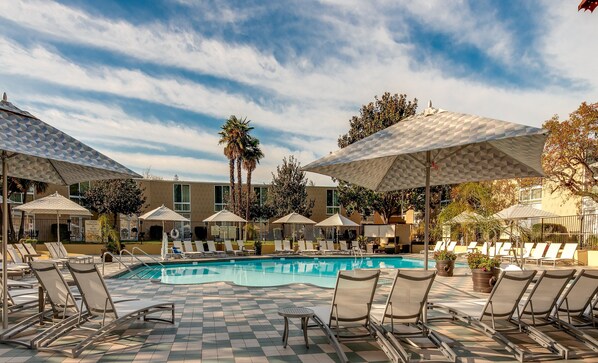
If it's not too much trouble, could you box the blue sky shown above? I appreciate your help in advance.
[0,0,596,185]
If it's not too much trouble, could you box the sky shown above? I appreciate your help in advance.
[0,0,596,186]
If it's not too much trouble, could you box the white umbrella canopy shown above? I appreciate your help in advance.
[272,212,316,225]
[303,104,547,269]
[316,213,359,227]
[203,209,246,223]
[494,204,558,220]
[0,95,141,328]
[446,211,483,224]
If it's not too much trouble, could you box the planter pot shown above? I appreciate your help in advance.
[435,260,455,277]
[471,268,499,293]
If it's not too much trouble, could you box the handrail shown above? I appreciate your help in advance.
[130,247,164,267]
[101,252,144,279]
[120,249,153,268]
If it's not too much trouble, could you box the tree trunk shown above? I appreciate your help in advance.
[246,169,252,222]
[229,158,236,213]
[237,157,243,216]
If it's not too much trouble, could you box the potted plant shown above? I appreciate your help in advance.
[433,249,457,277]
[467,251,501,292]
[98,214,121,262]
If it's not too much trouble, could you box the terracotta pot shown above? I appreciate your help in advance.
[471,268,499,293]
[435,260,455,277]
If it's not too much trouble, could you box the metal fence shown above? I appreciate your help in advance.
[519,214,598,248]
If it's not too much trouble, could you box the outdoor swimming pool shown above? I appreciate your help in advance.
[117,257,459,288]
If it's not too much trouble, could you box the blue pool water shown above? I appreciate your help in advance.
[118,257,457,288]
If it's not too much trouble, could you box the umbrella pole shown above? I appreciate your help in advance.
[424,150,431,271]
[56,213,60,243]
[2,153,8,329]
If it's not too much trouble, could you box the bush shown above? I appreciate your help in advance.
[433,250,457,261]
[149,225,163,240]
[531,223,568,242]
[467,251,500,271]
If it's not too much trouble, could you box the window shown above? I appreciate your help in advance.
[214,185,230,211]
[69,181,90,205]
[519,185,542,205]
[173,184,191,213]
[326,189,340,215]
[254,187,268,206]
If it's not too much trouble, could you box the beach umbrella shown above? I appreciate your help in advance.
[446,211,483,224]
[139,205,189,260]
[0,94,140,328]
[13,192,92,243]
[272,212,316,242]
[303,103,547,270]
[494,204,559,266]
[203,209,246,241]
[316,213,359,242]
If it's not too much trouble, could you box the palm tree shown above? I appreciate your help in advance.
[242,137,264,222]
[235,119,253,215]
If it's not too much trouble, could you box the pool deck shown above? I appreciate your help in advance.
[2,254,597,362]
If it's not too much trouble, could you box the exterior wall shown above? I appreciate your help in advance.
[539,180,580,217]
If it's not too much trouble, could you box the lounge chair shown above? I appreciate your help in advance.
[506,242,535,264]
[319,240,332,254]
[0,277,38,315]
[488,242,503,258]
[524,242,548,265]
[309,270,380,362]
[194,241,214,256]
[207,241,226,256]
[6,245,31,271]
[420,241,443,255]
[56,242,93,263]
[326,240,338,254]
[445,241,457,253]
[369,270,455,362]
[183,240,203,258]
[338,241,351,254]
[541,243,577,267]
[36,263,175,358]
[237,240,255,255]
[283,240,294,254]
[297,240,307,254]
[496,242,512,259]
[224,240,243,256]
[274,240,285,254]
[304,241,318,254]
[430,270,537,362]
[466,241,478,253]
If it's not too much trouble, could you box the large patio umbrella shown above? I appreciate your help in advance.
[139,205,189,260]
[446,211,483,224]
[0,94,140,328]
[316,212,359,242]
[494,204,558,266]
[303,103,547,269]
[203,209,246,241]
[13,192,92,243]
[272,212,316,242]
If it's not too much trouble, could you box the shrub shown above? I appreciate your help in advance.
[531,223,568,242]
[467,251,500,271]
[433,250,457,261]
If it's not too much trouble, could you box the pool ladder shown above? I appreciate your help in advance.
[101,252,145,279]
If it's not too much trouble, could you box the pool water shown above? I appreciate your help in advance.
[118,257,454,288]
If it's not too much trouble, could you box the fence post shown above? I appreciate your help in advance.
[541,218,544,243]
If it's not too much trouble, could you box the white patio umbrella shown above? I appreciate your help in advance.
[0,94,140,328]
[203,209,246,242]
[303,103,547,270]
[494,204,558,266]
[139,205,189,260]
[315,213,359,242]
[446,211,483,224]
[13,192,92,243]
[272,212,316,242]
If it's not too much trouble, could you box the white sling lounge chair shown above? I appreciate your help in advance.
[36,263,175,358]
[182,240,203,258]
[488,242,503,258]
[195,241,213,256]
[496,242,512,259]
[430,270,537,362]
[524,242,548,265]
[506,242,535,264]
[369,270,456,363]
[319,240,332,254]
[274,240,285,254]
[541,243,577,267]
[224,240,243,256]
[466,241,479,253]
[297,240,307,254]
[56,242,93,263]
[283,240,294,254]
[207,241,226,256]
[326,240,338,254]
[445,241,457,253]
[421,241,444,255]
[304,241,318,254]
[6,245,31,271]
[237,240,255,255]
[309,269,380,363]
[339,241,351,254]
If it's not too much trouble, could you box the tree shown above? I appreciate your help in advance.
[84,179,146,228]
[336,92,420,223]
[242,137,264,222]
[542,102,598,202]
[267,156,315,217]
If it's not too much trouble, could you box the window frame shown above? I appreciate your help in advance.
[326,189,340,215]
[214,185,230,211]
[173,183,191,213]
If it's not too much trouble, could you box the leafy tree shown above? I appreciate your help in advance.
[267,156,315,217]
[336,92,421,223]
[242,137,264,222]
[84,179,145,228]
[542,102,598,202]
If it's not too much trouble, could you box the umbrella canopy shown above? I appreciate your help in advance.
[494,204,559,220]
[303,104,547,269]
[446,211,483,224]
[272,212,316,225]
[0,95,140,328]
[316,213,359,227]
[579,0,598,12]
[203,209,247,223]
[139,205,189,222]
[14,192,92,216]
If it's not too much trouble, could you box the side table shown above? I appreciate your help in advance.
[278,307,314,348]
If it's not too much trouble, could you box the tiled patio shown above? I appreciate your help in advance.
[2,259,598,362]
